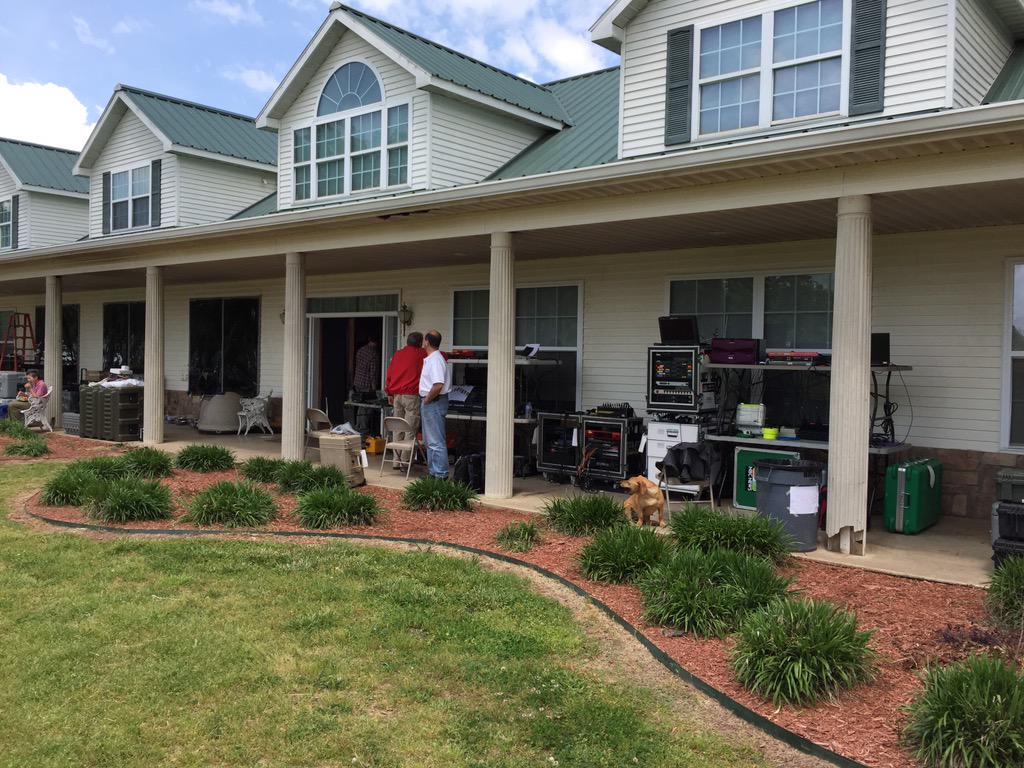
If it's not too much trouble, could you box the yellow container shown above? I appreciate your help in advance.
[762,427,779,440]
[365,436,386,454]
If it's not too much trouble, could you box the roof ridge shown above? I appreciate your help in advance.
[0,136,81,155]
[338,4,555,96]
[117,84,259,123]
[543,66,620,87]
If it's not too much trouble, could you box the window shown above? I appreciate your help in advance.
[293,128,311,201]
[103,302,145,373]
[696,0,845,136]
[110,165,151,230]
[453,289,490,347]
[1007,264,1024,447]
[764,273,833,349]
[34,304,80,389]
[0,199,10,248]
[189,298,260,396]
[307,294,399,314]
[669,278,754,342]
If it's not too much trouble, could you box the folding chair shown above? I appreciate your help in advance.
[379,416,423,480]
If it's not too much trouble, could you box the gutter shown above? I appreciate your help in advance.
[3,100,1024,268]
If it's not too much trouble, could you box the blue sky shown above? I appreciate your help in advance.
[0,0,618,151]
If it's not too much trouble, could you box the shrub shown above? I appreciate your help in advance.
[543,494,625,536]
[5,437,49,457]
[41,464,106,506]
[120,447,173,478]
[80,455,133,481]
[183,481,276,528]
[240,456,287,484]
[295,464,349,494]
[732,597,875,706]
[579,525,670,583]
[402,476,476,511]
[495,520,541,553]
[986,557,1024,631]
[0,420,33,439]
[669,505,792,563]
[294,487,379,528]
[904,655,1024,768]
[88,477,173,523]
[174,444,235,473]
[275,460,316,493]
[637,548,790,637]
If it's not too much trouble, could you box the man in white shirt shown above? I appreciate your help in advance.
[419,329,452,478]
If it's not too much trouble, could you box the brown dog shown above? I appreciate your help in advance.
[620,475,667,527]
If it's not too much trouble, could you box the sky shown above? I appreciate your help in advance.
[0,0,619,152]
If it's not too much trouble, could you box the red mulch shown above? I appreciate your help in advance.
[26,471,995,768]
[0,432,123,462]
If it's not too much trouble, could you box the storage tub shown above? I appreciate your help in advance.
[996,502,1024,542]
[996,469,1024,504]
[993,537,1024,569]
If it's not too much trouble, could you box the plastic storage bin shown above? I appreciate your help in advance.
[63,412,80,436]
[996,502,1024,541]
[317,432,366,487]
[993,538,1024,568]
[884,458,943,534]
[996,469,1024,503]
[753,459,824,552]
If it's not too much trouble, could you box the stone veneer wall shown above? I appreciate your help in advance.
[907,447,1022,519]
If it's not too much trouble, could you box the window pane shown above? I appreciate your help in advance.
[698,281,725,313]
[387,146,408,186]
[1012,359,1024,445]
[1013,265,1024,352]
[471,319,489,347]
[350,111,381,152]
[765,313,795,348]
[293,127,310,163]
[773,57,842,120]
[0,224,9,249]
[515,317,533,345]
[700,73,759,134]
[132,196,150,227]
[774,0,843,64]
[111,200,129,230]
[350,152,381,191]
[795,312,830,348]
[316,120,344,158]
[454,290,478,318]
[294,164,311,201]
[131,166,150,196]
[318,62,382,116]
[317,159,344,197]
[536,286,558,314]
[111,171,129,201]
[557,318,578,347]
[725,277,754,311]
[725,313,754,337]
[700,16,761,78]
[670,281,697,314]
[557,285,578,317]
[516,287,537,318]
[765,275,795,310]
[796,273,832,310]
[387,104,409,144]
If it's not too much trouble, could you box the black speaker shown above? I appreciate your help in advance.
[871,333,890,366]
[658,315,699,345]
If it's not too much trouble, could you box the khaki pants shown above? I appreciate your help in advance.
[6,400,29,422]
[391,394,421,461]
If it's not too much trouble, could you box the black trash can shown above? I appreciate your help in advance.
[753,459,824,552]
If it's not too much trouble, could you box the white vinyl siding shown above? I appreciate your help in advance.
[0,164,21,251]
[25,192,88,248]
[176,155,276,225]
[88,109,176,237]
[952,0,1014,108]
[619,0,951,159]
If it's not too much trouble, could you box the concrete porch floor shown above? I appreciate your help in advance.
[156,423,994,586]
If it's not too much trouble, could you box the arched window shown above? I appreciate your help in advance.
[317,62,382,116]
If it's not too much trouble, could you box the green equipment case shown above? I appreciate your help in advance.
[884,458,943,534]
[733,446,800,510]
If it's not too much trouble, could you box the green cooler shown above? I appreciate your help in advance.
[884,458,943,534]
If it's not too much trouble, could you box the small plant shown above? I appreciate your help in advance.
[904,654,1024,768]
[543,494,625,536]
[275,460,316,493]
[986,557,1024,632]
[240,456,287,484]
[294,487,380,528]
[402,476,476,511]
[670,505,792,563]
[732,597,875,706]
[183,481,276,527]
[41,464,106,506]
[495,520,541,552]
[120,447,173,478]
[579,525,669,583]
[5,437,49,457]
[294,464,349,494]
[174,444,235,473]
[637,548,790,637]
[0,420,33,439]
[88,477,173,523]
[79,455,133,481]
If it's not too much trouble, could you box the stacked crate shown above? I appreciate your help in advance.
[100,387,143,442]
[79,385,100,439]
[993,470,1024,567]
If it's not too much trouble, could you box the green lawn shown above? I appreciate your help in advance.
[0,464,768,768]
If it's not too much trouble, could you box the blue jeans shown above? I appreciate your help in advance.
[420,394,449,478]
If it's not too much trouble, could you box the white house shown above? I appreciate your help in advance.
[1,0,1023,555]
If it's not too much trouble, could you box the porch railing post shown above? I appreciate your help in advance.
[484,232,515,498]
[43,275,62,429]
[143,266,165,444]
[282,252,307,460]
[826,195,873,555]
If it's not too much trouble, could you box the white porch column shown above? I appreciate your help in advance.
[826,195,873,555]
[484,232,515,498]
[143,266,165,444]
[282,252,307,460]
[43,275,62,429]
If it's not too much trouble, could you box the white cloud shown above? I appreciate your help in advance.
[286,0,332,11]
[112,17,150,35]
[222,66,279,93]
[72,17,115,55]
[190,0,263,25]
[528,18,607,79]
[0,74,95,151]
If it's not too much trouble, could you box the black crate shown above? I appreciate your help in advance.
[101,404,141,420]
[996,469,1024,503]
[993,537,1024,568]
[102,421,141,442]
[997,503,1024,541]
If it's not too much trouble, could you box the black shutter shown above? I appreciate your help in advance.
[101,172,111,234]
[664,26,695,146]
[849,0,887,115]
[10,194,18,249]
[151,159,162,227]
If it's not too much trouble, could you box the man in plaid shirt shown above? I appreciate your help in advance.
[352,338,380,434]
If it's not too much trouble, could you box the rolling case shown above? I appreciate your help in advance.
[884,458,943,534]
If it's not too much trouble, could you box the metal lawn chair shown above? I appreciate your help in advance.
[237,390,273,436]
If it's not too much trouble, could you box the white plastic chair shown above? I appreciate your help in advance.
[23,386,53,433]
[379,416,422,480]
[237,390,273,436]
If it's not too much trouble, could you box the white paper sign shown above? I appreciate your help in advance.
[359,449,369,468]
[788,485,819,516]
[571,428,578,447]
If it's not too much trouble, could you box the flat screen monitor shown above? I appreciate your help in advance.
[658,315,699,345]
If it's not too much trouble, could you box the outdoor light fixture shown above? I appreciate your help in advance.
[279,309,286,324]
[398,303,413,327]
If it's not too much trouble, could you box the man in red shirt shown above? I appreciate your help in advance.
[384,332,426,461]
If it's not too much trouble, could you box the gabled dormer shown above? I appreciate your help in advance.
[0,138,88,252]
[258,3,568,210]
[75,86,277,238]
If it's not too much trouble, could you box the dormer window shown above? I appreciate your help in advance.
[0,199,10,248]
[111,165,151,230]
[293,61,410,204]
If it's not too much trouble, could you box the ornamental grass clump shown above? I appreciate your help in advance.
[79,455,132,481]
[174,444,235,473]
[293,464,349,494]
[275,460,316,493]
[579,525,670,584]
[543,494,625,536]
[120,447,174,478]
[0,420,33,439]
[731,597,875,707]
[294,487,380,528]
[240,456,287,484]
[986,556,1024,632]
[41,463,108,507]
[402,476,476,511]
[637,548,790,637]
[495,520,541,553]
[5,437,49,457]
[669,504,792,563]
[87,477,173,523]
[904,654,1024,768]
[182,481,276,528]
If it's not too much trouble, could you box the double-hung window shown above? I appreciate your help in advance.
[111,165,151,230]
[1006,263,1024,447]
[0,199,10,248]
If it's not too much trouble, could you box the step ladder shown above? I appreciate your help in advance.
[0,313,39,372]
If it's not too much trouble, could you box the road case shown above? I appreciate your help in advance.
[884,458,943,534]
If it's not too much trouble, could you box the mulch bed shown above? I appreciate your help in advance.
[0,432,123,462]
[25,470,998,768]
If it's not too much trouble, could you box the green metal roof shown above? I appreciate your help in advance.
[120,85,278,166]
[986,43,1024,104]
[231,192,279,219]
[0,137,88,195]
[341,5,571,124]
[490,68,620,180]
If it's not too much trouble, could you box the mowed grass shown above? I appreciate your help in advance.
[0,464,768,768]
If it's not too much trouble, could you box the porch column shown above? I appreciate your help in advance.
[281,252,307,460]
[826,195,873,555]
[484,232,515,498]
[143,266,165,444]
[43,275,62,429]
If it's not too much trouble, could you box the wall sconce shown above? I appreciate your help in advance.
[398,303,414,328]
[279,308,286,325]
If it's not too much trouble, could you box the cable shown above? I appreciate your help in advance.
[898,370,913,444]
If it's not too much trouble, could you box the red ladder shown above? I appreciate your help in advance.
[0,313,39,372]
